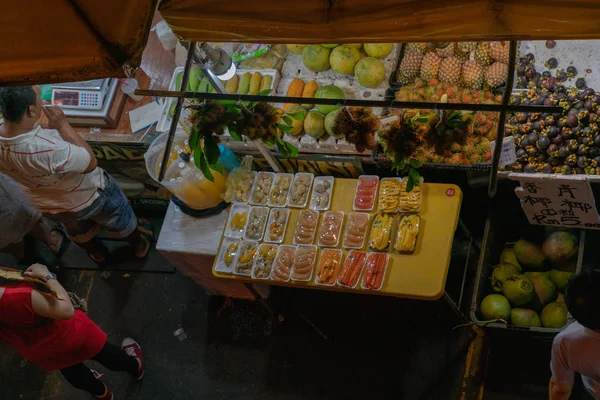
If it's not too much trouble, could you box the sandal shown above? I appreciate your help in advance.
[134,219,154,259]
[50,229,71,259]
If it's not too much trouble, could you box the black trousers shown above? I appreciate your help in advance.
[60,341,139,396]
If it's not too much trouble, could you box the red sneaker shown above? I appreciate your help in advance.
[122,337,144,380]
[90,369,114,400]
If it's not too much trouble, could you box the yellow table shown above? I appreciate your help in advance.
[213,178,462,300]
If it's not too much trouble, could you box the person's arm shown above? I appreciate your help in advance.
[549,337,575,400]
[549,376,573,400]
[23,263,74,320]
[42,106,97,173]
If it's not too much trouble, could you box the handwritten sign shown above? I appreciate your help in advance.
[490,136,517,167]
[509,173,600,229]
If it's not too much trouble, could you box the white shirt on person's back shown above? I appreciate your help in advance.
[551,321,600,398]
[0,125,104,214]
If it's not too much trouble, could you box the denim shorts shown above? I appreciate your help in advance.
[45,172,137,243]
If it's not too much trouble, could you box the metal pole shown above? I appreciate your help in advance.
[158,42,196,183]
[488,40,518,198]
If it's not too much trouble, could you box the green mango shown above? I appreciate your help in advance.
[175,72,183,91]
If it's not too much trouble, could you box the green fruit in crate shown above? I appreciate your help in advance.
[175,71,183,91]
[354,57,386,88]
[514,238,547,269]
[549,269,574,293]
[346,44,362,49]
[502,274,535,306]
[526,274,557,311]
[480,294,511,320]
[491,263,520,293]
[259,75,273,93]
[324,108,342,138]
[363,43,393,59]
[315,85,345,115]
[499,247,521,271]
[302,45,331,72]
[303,111,325,139]
[524,271,550,279]
[542,231,578,266]
[286,44,306,54]
[330,45,361,75]
[510,309,541,328]
[168,101,176,118]
[237,72,252,94]
[541,302,568,328]
[187,66,203,91]
[321,44,339,48]
[285,106,307,137]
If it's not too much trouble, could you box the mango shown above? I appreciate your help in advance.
[259,75,272,93]
[303,110,325,139]
[237,72,252,95]
[249,72,262,95]
[225,75,239,94]
[175,72,183,91]
[301,80,318,109]
[187,66,203,91]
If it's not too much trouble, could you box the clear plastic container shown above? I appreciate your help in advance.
[215,238,241,273]
[368,213,395,252]
[309,176,334,211]
[293,209,319,245]
[315,249,342,286]
[317,211,344,248]
[287,172,314,208]
[251,244,279,280]
[353,175,379,211]
[232,171,256,203]
[234,241,259,276]
[244,206,269,241]
[264,208,290,244]
[224,204,250,239]
[361,252,389,291]
[337,250,368,288]
[249,172,275,206]
[394,214,421,253]
[268,173,294,207]
[272,245,296,282]
[342,212,370,249]
[291,245,317,282]
[377,177,402,213]
[398,177,424,213]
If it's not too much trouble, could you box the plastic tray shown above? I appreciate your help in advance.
[293,209,319,245]
[287,172,314,208]
[353,175,379,211]
[249,171,275,206]
[232,171,256,204]
[361,252,389,291]
[251,243,279,280]
[317,211,344,248]
[244,206,269,241]
[309,176,334,211]
[377,177,403,213]
[271,245,296,282]
[368,213,395,252]
[264,208,290,244]
[337,250,368,289]
[223,204,250,239]
[233,68,281,96]
[267,173,294,207]
[233,241,259,276]
[398,177,423,213]
[394,214,421,253]
[342,212,370,250]
[315,249,342,287]
[291,244,317,282]
[215,237,241,273]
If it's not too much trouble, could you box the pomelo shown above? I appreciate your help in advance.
[526,274,557,311]
[286,44,306,54]
[303,111,325,139]
[514,238,547,269]
[302,45,331,72]
[364,43,394,58]
[324,108,343,138]
[502,274,535,306]
[354,57,386,88]
[481,294,511,320]
[542,231,578,266]
[549,269,574,293]
[541,301,568,328]
[285,106,307,137]
[346,44,362,49]
[510,308,542,328]
[321,44,339,48]
[315,85,345,115]
[330,46,361,75]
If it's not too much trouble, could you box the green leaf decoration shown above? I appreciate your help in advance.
[257,89,272,96]
[276,123,293,133]
[194,150,214,182]
[204,134,221,165]
[228,125,242,141]
[410,159,423,169]
[287,111,305,121]
[189,129,200,150]
[281,115,293,125]
[407,167,421,193]
[436,122,446,136]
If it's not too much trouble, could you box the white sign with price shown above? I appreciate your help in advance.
[490,136,517,167]
[509,173,600,229]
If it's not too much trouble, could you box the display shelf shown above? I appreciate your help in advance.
[213,178,463,300]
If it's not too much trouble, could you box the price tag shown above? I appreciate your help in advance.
[490,136,516,167]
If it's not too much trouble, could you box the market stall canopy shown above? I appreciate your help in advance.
[0,0,157,86]
[159,0,600,43]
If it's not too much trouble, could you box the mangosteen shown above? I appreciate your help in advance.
[546,142,558,153]
[566,154,578,166]
[520,138,530,148]
[543,80,554,91]
[585,100,594,110]
[590,113,597,123]
[521,99,531,106]
[519,57,529,65]
[559,146,569,158]
[575,102,585,110]
[532,121,542,132]
[516,148,527,158]
[525,67,537,79]
[568,108,579,116]
[577,155,586,167]
[529,132,539,142]
[516,65,526,77]
[547,126,558,138]
[567,66,578,76]
[557,71,568,82]
[583,136,593,146]
[542,164,554,174]
[565,165,574,174]
[547,57,559,69]
[595,95,600,103]
[544,98,554,106]
[595,156,600,165]
[545,116,555,126]
[524,164,536,173]
[551,135,563,145]
[553,112,562,119]
[584,88,596,97]
[542,71,552,78]
[537,153,548,163]
[549,156,561,166]
[589,147,599,158]
[537,135,550,149]
[526,53,535,63]
[568,94,579,102]
[595,135,600,147]
[512,96,521,106]
[516,113,527,123]
[576,78,587,89]
[567,114,579,127]
[546,40,557,49]
[579,92,587,101]
[577,145,588,156]
[576,167,586,174]
[556,86,567,95]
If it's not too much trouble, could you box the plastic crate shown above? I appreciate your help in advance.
[469,217,585,339]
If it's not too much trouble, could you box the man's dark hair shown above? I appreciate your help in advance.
[565,269,600,329]
[0,86,36,123]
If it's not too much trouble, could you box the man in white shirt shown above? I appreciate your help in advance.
[550,270,600,399]
[0,86,151,263]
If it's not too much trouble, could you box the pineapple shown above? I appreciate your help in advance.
[490,41,509,64]
[461,60,485,89]
[457,42,477,53]
[406,43,430,54]
[474,42,493,65]
[419,52,442,81]
[436,43,455,58]
[438,57,462,85]
[485,62,509,88]
[397,51,423,84]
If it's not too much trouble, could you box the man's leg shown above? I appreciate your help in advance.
[60,362,110,398]
[91,340,144,379]
[27,219,65,255]
[44,212,108,263]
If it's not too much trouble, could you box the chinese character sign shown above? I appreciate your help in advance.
[511,174,600,230]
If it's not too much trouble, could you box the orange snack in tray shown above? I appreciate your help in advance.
[291,245,317,281]
[362,253,387,290]
[294,209,319,245]
[316,249,341,285]
[338,250,367,287]
[343,212,369,248]
[272,246,295,282]
[317,211,343,247]
[354,176,378,210]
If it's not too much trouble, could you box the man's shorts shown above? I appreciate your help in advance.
[45,172,137,243]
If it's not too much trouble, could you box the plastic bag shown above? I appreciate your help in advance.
[222,155,255,203]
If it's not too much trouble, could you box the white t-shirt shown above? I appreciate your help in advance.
[551,321,600,398]
[0,125,104,214]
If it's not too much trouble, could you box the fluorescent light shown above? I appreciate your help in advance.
[217,62,236,81]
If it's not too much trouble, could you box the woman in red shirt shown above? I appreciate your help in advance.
[0,264,145,399]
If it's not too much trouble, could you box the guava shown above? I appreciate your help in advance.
[541,302,568,328]
[542,231,578,266]
[549,269,574,293]
[303,111,325,139]
[500,247,521,271]
[363,43,394,58]
[480,294,511,320]
[490,263,520,293]
[315,85,345,115]
[502,274,536,306]
[510,308,542,328]
[324,108,343,138]
[514,238,547,269]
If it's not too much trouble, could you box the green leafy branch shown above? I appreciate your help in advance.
[393,157,423,192]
